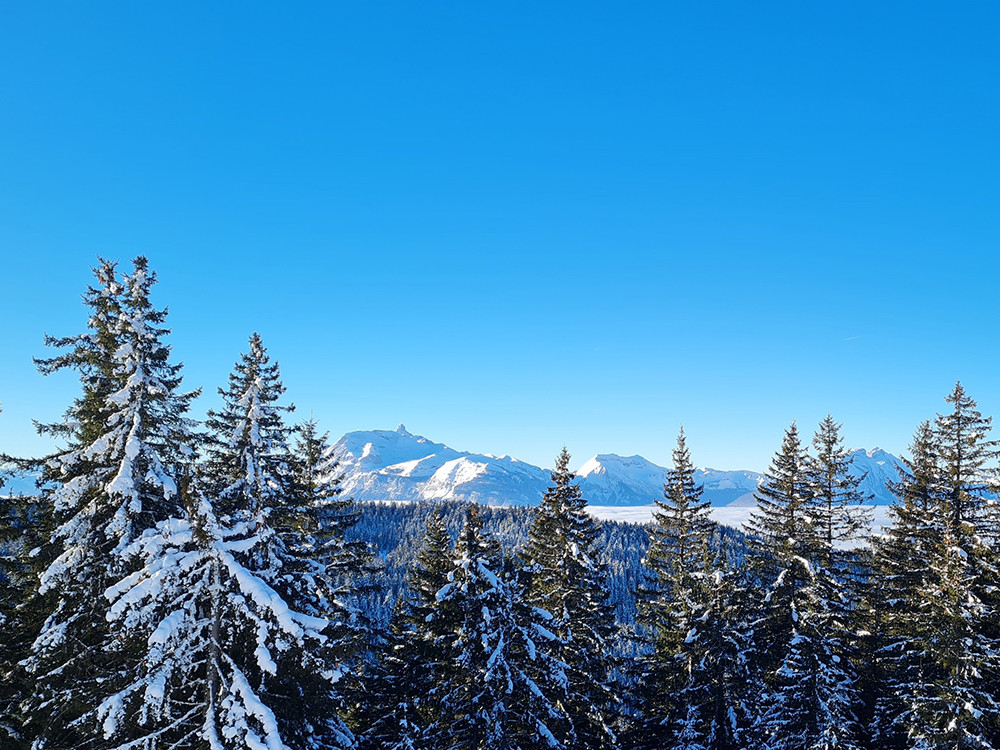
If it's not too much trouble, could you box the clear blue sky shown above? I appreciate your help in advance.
[1,2,998,472]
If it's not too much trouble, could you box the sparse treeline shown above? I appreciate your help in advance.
[1,257,999,749]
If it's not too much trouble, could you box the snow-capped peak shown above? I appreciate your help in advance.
[331,426,550,506]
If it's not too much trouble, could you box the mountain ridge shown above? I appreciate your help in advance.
[330,426,903,508]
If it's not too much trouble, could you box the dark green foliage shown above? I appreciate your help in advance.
[636,429,749,750]
[745,422,816,678]
[22,257,199,749]
[746,421,863,749]
[522,448,619,749]
[359,510,454,750]
[809,414,873,560]
[431,505,571,750]
[0,451,58,747]
[204,335,358,748]
[878,385,1000,748]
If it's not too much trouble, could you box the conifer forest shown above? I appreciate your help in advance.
[4,256,1000,750]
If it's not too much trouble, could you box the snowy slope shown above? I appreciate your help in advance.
[587,504,897,539]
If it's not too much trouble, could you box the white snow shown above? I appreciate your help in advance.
[587,503,897,541]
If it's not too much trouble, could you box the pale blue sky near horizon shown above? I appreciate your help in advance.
[1,2,998,472]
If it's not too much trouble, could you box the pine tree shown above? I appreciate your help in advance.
[883,384,1000,748]
[746,422,816,678]
[853,561,901,750]
[101,337,359,748]
[285,417,374,746]
[12,258,125,747]
[807,416,872,748]
[871,420,942,749]
[935,382,998,536]
[25,257,199,748]
[0,425,54,748]
[288,417,374,618]
[746,422,862,750]
[910,522,996,748]
[202,334,356,748]
[204,331,296,524]
[0,468,56,749]
[522,447,618,749]
[362,510,454,750]
[102,471,344,749]
[809,414,873,560]
[755,571,862,750]
[432,505,569,750]
[934,383,1000,748]
[637,428,746,749]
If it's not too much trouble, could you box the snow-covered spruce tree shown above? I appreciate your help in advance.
[201,334,356,748]
[853,566,901,750]
[745,422,863,750]
[521,447,618,750]
[18,258,123,748]
[912,523,997,749]
[431,504,569,750]
[204,332,296,522]
[745,422,817,678]
[360,510,454,750]
[24,257,199,749]
[636,428,746,750]
[286,417,375,739]
[102,467,350,749]
[936,382,1000,746]
[289,418,371,598]
[807,416,872,746]
[869,420,942,749]
[101,338,361,748]
[883,383,1000,749]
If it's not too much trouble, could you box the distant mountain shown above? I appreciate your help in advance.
[1,469,41,497]
[575,454,669,506]
[844,448,904,505]
[575,454,765,507]
[331,425,551,506]
[332,425,908,508]
[574,449,905,507]
[697,468,766,506]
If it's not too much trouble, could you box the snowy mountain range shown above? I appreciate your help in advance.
[331,425,904,508]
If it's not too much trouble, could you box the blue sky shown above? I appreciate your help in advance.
[1,2,998,472]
